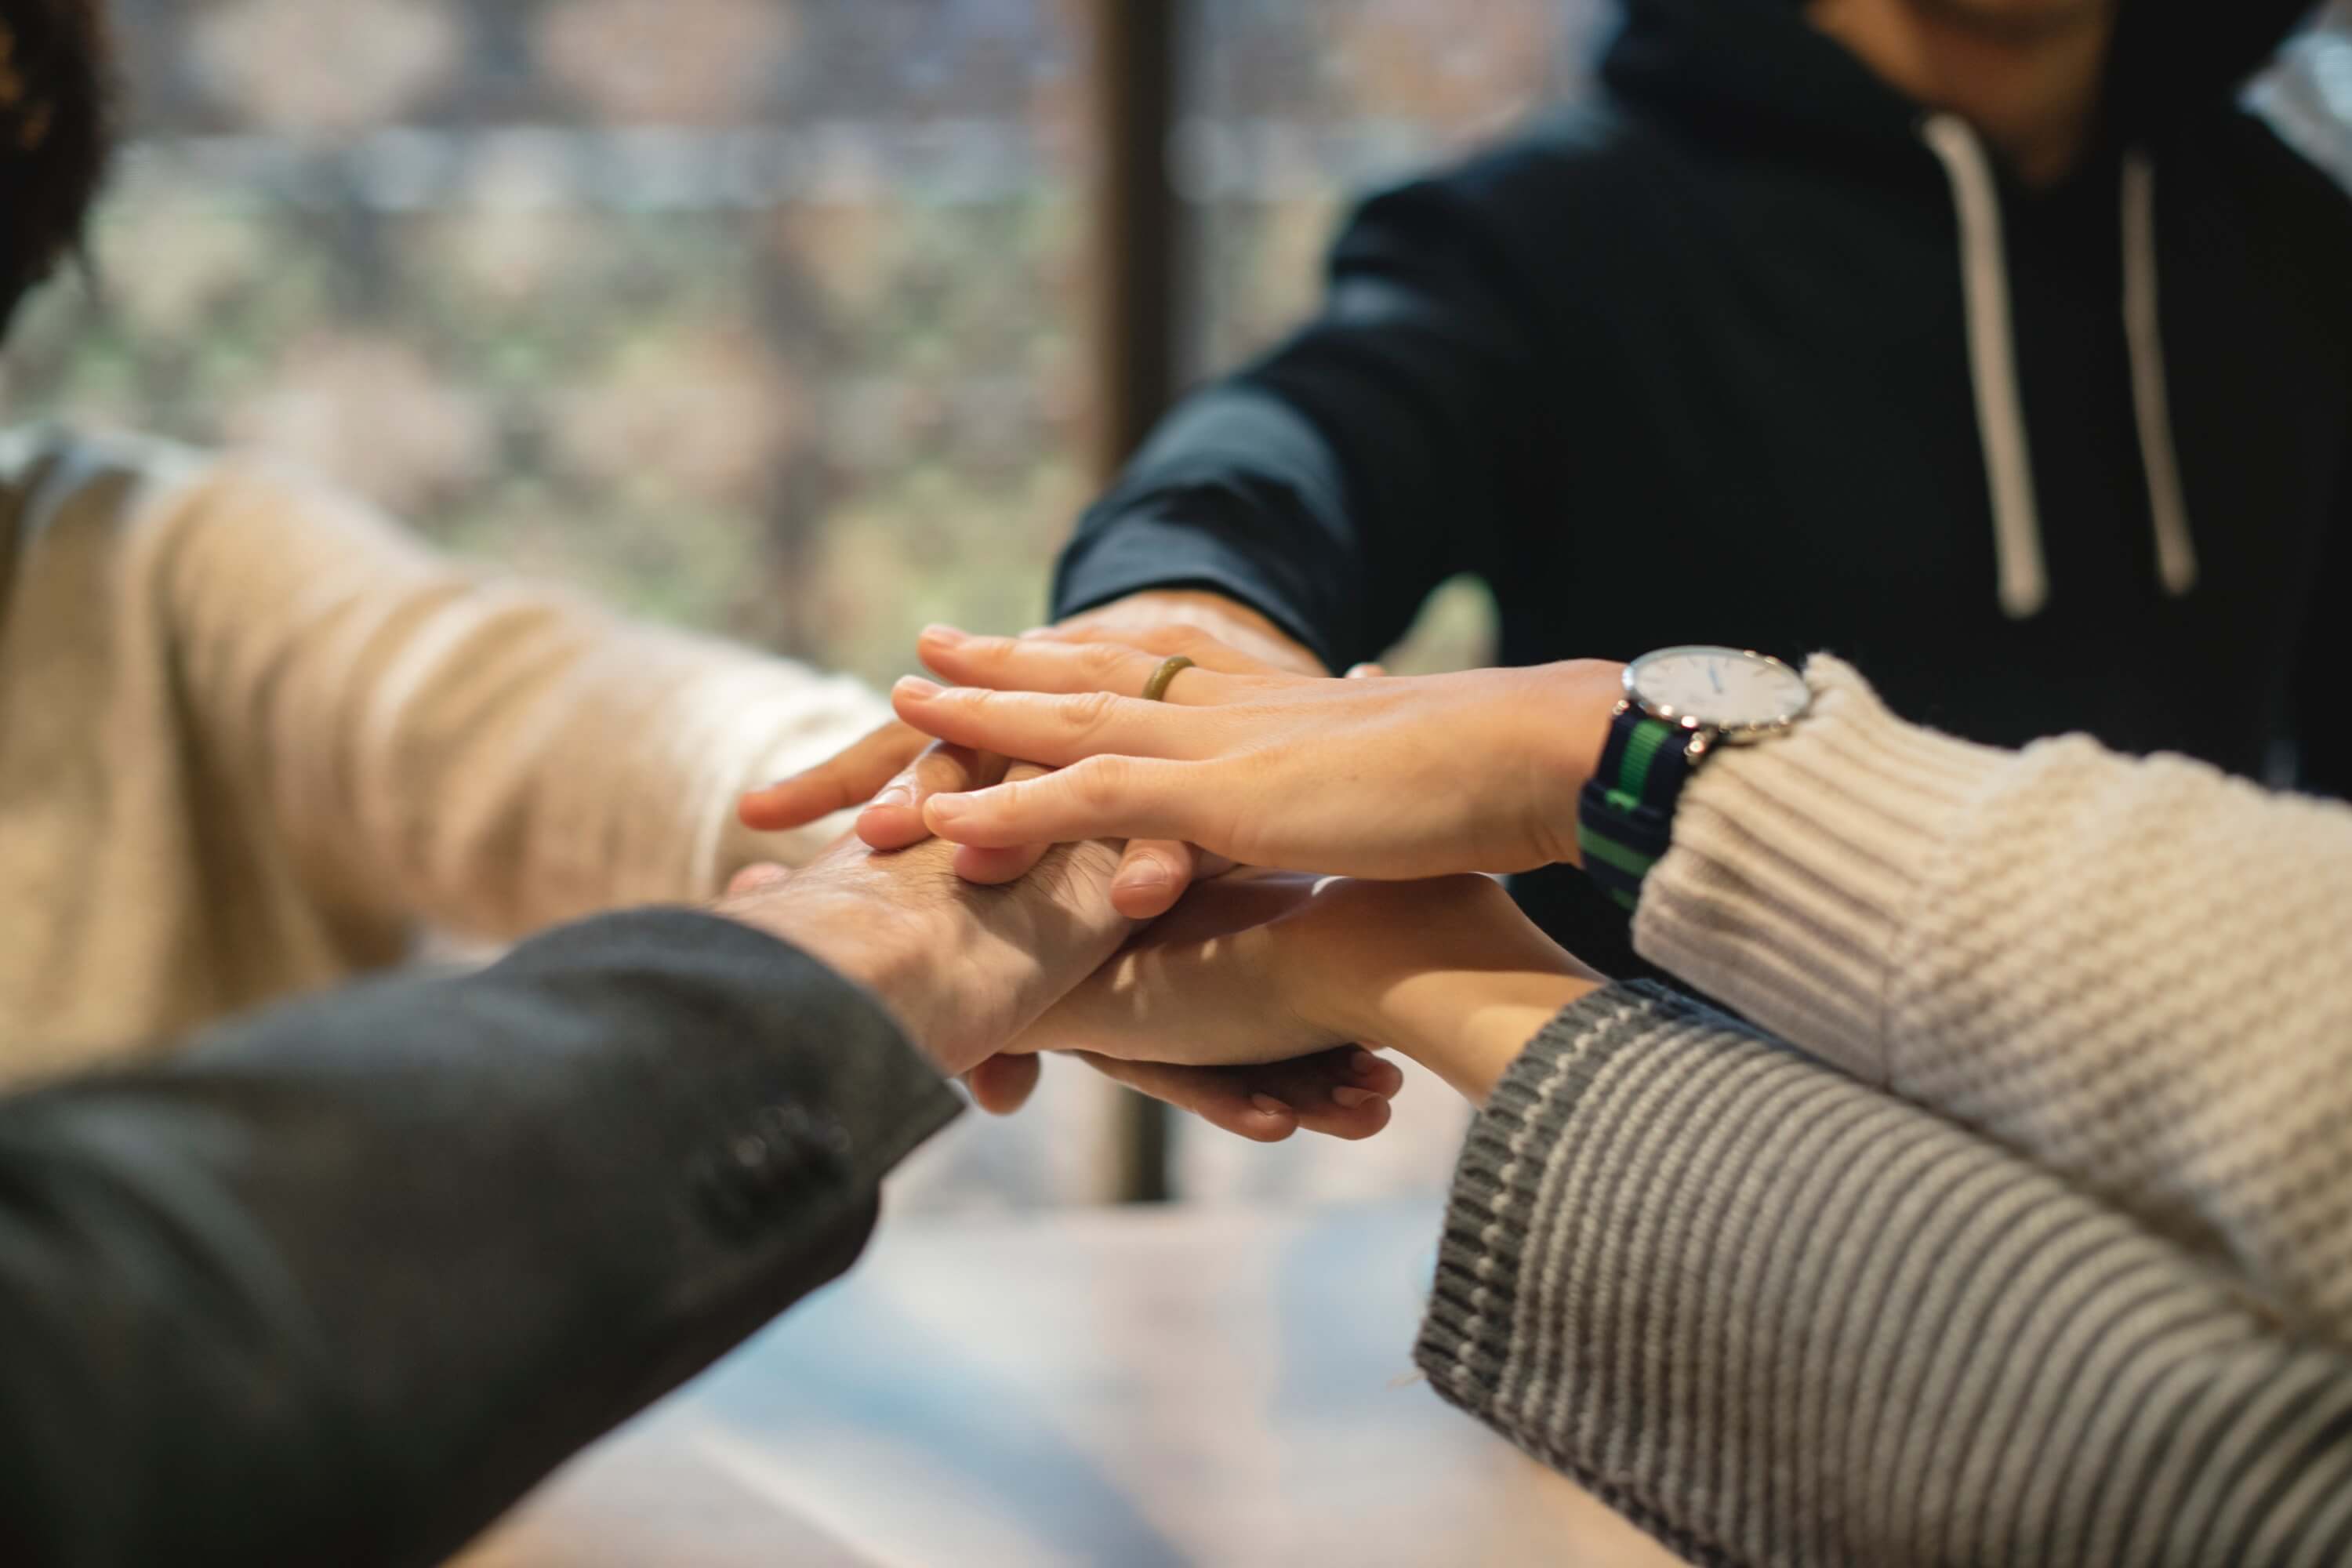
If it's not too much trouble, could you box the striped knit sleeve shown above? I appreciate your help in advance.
[1631,655,2352,1341]
[1419,983,2352,1568]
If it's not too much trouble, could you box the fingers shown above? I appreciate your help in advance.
[1109,839,1197,919]
[893,677,1214,773]
[949,761,1055,884]
[963,1054,1042,1116]
[1009,619,1288,677]
[858,742,1007,851]
[1072,1055,1293,1142]
[920,625,1244,706]
[922,754,1199,850]
[1244,1047,1403,1140]
[1076,1047,1399,1142]
[739,720,928,832]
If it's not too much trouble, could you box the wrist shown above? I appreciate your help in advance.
[724,888,956,1049]
[1385,969,1602,1105]
[1303,876,1603,1104]
[1523,660,1628,867]
[1065,589,1326,675]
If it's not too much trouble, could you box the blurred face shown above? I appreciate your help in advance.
[0,0,115,335]
[1908,0,2114,42]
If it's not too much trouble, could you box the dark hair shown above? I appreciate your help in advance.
[0,0,113,336]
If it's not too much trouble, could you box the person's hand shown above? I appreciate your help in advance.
[890,623,1625,882]
[717,848,1393,1142]
[715,834,1131,1076]
[735,590,1325,917]
[1014,869,1605,1105]
[952,1036,1395,1143]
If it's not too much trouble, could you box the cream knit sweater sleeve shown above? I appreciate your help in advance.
[156,454,887,938]
[1634,655,2352,1338]
[0,428,887,1065]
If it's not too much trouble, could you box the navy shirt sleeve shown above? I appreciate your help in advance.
[1054,160,1553,672]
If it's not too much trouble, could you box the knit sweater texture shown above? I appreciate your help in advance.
[0,428,884,1080]
[1421,660,2352,1563]
[1634,655,2352,1341]
[1419,986,2352,1568]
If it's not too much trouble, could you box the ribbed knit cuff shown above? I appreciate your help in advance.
[1630,655,2009,1086]
[1417,982,1735,1565]
[1418,983,1675,1429]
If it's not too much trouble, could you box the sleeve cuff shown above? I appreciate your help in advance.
[1416,981,1737,1563]
[489,908,962,1196]
[1629,655,2011,1085]
[1419,982,1690,1413]
[1415,975,2352,1568]
[1051,491,1346,671]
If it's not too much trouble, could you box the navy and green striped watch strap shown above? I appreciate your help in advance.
[1577,711,1700,911]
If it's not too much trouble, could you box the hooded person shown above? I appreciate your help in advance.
[1046,0,2351,972]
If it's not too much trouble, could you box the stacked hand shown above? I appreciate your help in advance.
[733,590,1624,1136]
[740,590,1330,918]
[719,832,1403,1139]
[887,622,1624,886]
[1019,869,1600,1105]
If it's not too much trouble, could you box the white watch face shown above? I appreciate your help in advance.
[1626,645,1809,736]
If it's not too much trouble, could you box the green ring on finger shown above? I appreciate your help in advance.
[1142,655,1195,703]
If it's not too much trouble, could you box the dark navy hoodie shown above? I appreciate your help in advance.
[1054,0,2352,964]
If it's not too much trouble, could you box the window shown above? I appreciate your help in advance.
[8,1,2347,1207]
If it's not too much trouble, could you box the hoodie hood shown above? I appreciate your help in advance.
[1602,0,2321,153]
[1599,0,2321,619]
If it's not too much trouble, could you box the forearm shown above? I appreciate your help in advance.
[1635,655,2352,1338]
[1058,176,1541,669]
[0,909,953,1567]
[162,460,886,938]
[1054,387,1370,670]
[1421,984,2352,1567]
[1050,585,1327,675]
[1317,875,1602,1103]
[1378,964,1599,1104]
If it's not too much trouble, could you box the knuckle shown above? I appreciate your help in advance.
[1055,688,1120,733]
[1067,755,1131,811]
[1138,622,1209,658]
[1078,640,1132,683]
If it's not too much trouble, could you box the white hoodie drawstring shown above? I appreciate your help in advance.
[1919,116,2199,615]
[2122,151,2200,597]
[1922,113,2049,619]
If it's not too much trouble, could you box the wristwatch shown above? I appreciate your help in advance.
[1577,644,1810,909]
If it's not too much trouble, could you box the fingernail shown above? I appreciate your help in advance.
[1331,1087,1381,1109]
[1347,1049,1383,1077]
[1250,1094,1293,1117]
[920,623,967,644]
[894,675,942,700]
[1115,862,1171,895]
[870,784,913,810]
[1018,624,1055,640]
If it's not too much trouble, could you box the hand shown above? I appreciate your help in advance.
[717,834,1132,1077]
[735,590,1326,917]
[1014,870,1604,1105]
[717,852,1392,1142]
[962,1047,1401,1144]
[891,624,1626,881]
